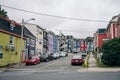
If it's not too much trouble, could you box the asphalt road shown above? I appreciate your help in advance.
[22,53,83,71]
[0,53,120,80]
[0,70,120,80]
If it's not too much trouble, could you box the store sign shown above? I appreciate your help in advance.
[10,21,15,31]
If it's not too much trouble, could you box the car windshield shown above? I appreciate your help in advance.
[73,55,81,59]
[0,1,120,80]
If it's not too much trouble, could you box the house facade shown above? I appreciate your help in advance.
[73,38,80,53]
[106,14,120,39]
[47,31,53,54]
[93,29,106,52]
[0,16,25,66]
[43,29,48,54]
[59,32,67,52]
[53,35,59,53]
[23,27,36,59]
[24,23,44,55]
[116,16,120,37]
[66,35,73,53]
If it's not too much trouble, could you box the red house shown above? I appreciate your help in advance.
[80,40,87,52]
[93,29,106,51]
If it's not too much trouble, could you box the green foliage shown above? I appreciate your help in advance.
[85,37,94,42]
[0,6,8,18]
[101,38,120,66]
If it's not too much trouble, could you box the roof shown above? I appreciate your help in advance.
[0,16,22,27]
[97,28,106,34]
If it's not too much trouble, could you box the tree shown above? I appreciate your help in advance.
[101,38,120,66]
[85,37,94,42]
[0,5,8,18]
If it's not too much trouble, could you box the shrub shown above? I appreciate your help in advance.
[101,38,120,66]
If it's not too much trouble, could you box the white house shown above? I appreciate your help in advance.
[24,23,44,55]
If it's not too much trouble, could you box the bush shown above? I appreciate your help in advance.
[101,38,120,66]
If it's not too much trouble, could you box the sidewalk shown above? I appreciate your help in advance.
[86,52,120,72]
[0,63,25,73]
[88,52,97,67]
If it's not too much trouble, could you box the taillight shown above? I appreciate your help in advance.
[71,59,74,62]
[79,59,83,62]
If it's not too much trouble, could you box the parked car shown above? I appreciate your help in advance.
[40,53,53,62]
[52,52,60,59]
[71,55,83,65]
[40,53,49,62]
[60,51,68,57]
[81,51,87,57]
[48,53,54,61]
[26,56,40,65]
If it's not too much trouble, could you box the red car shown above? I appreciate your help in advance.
[26,56,40,65]
[71,55,83,65]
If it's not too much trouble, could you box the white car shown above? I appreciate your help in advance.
[60,52,68,57]
[52,52,60,59]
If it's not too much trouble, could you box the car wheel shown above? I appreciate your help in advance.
[71,63,74,66]
[34,62,37,65]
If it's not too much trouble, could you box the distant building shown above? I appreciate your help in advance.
[80,39,87,52]
[47,31,54,54]
[73,38,80,53]
[59,32,67,52]
[66,35,73,53]
[53,35,59,53]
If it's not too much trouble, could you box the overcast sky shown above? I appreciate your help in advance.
[1,0,120,38]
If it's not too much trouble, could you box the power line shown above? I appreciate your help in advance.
[1,4,109,23]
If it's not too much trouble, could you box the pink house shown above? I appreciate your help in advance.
[106,14,120,39]
[116,16,120,37]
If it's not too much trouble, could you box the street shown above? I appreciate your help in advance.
[22,53,82,71]
[0,53,120,80]
[0,69,120,80]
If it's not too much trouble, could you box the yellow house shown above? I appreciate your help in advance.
[0,16,25,67]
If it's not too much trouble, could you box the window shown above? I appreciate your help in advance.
[31,39,35,47]
[39,38,42,44]
[30,50,34,55]
[10,35,14,45]
[39,31,42,35]
[43,40,47,45]
[26,38,30,46]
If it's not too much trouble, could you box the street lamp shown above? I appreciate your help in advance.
[20,18,35,67]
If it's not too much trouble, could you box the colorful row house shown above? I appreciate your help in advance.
[93,14,120,57]
[23,27,36,59]
[47,31,54,54]
[24,23,44,55]
[106,14,120,39]
[0,16,25,66]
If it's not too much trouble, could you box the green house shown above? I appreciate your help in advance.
[0,16,25,67]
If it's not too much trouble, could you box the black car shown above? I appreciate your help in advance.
[40,53,53,62]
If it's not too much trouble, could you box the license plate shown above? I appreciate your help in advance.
[75,60,78,62]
